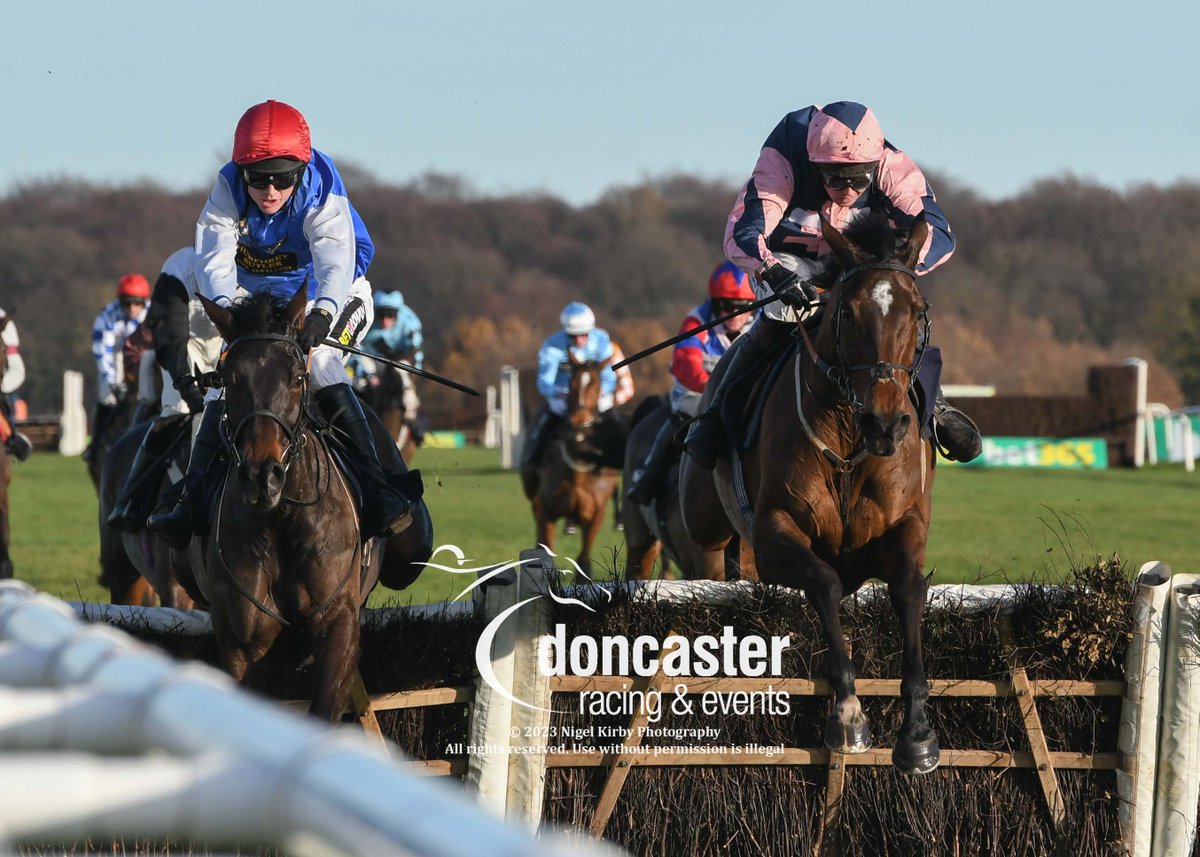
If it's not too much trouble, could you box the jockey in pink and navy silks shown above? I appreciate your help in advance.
[148,100,413,547]
[685,101,981,469]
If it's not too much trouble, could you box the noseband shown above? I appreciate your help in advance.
[802,261,930,412]
[219,333,310,471]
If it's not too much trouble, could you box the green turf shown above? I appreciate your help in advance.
[6,447,1197,605]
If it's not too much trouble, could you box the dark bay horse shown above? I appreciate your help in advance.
[521,354,619,575]
[621,396,731,581]
[681,213,941,775]
[189,286,432,720]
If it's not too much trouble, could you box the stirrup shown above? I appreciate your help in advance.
[932,405,982,463]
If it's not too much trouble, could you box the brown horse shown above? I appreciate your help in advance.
[521,354,619,575]
[681,212,941,775]
[187,286,431,720]
[357,358,419,465]
[0,320,12,580]
[621,396,730,581]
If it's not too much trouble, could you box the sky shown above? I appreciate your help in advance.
[2,0,1198,205]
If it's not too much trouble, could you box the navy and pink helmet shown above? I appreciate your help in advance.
[232,100,312,168]
[707,261,754,301]
[806,102,884,165]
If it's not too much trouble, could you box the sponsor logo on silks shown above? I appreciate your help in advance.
[234,243,299,275]
[334,297,367,347]
[414,543,610,713]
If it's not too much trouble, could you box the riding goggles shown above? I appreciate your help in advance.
[817,167,875,191]
[119,297,146,307]
[712,298,755,316]
[241,165,305,190]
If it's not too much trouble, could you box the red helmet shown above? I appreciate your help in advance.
[117,274,151,300]
[232,100,312,167]
[708,261,754,301]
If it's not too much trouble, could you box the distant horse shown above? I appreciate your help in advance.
[0,319,12,579]
[356,356,419,465]
[521,354,619,575]
[188,286,432,720]
[681,212,941,775]
[86,327,153,494]
[620,396,732,581]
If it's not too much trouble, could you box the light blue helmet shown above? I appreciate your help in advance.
[373,290,405,312]
[559,302,595,336]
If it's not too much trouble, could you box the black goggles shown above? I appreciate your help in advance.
[817,168,875,191]
[242,166,305,190]
[119,297,146,307]
[712,299,754,315]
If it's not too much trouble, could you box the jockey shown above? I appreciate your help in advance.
[683,101,981,468]
[149,100,412,546]
[627,261,755,504]
[0,308,31,461]
[108,247,223,530]
[362,290,424,368]
[85,273,150,461]
[521,301,618,467]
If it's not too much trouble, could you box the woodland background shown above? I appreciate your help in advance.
[1,170,1195,429]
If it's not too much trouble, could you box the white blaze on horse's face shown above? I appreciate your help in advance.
[871,281,894,318]
[579,373,591,391]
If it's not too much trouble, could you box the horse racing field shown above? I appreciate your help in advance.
[8,445,1198,604]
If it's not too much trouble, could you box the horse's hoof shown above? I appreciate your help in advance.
[824,713,872,754]
[892,735,940,775]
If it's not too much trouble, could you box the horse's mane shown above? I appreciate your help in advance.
[842,211,903,262]
[226,291,300,340]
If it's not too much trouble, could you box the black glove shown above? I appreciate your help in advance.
[760,263,818,309]
[176,375,205,414]
[297,308,334,352]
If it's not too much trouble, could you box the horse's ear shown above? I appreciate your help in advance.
[199,295,234,342]
[897,212,929,270]
[288,283,308,330]
[820,215,868,269]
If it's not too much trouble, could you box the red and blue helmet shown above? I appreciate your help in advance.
[708,261,754,301]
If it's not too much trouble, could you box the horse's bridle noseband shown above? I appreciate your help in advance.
[219,333,311,472]
[804,261,931,412]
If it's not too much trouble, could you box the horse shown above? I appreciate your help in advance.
[520,354,619,575]
[0,320,12,580]
[356,355,419,465]
[620,396,733,581]
[680,212,941,775]
[186,285,432,720]
[86,327,151,494]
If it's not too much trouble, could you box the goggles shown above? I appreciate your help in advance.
[816,165,875,191]
[119,297,146,307]
[712,298,754,316]
[242,165,305,190]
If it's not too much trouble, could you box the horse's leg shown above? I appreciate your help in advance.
[309,602,361,721]
[845,520,939,774]
[756,512,870,754]
[0,470,11,580]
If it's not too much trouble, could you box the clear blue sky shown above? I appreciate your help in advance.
[3,0,1197,204]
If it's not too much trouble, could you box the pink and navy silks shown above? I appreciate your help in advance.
[725,102,954,276]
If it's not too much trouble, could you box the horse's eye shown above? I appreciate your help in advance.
[292,374,305,388]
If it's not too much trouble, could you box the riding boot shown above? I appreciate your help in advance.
[627,411,687,505]
[108,414,188,531]
[683,319,793,470]
[317,384,413,539]
[932,392,983,463]
[0,397,31,462]
[147,402,225,549]
[521,407,562,468]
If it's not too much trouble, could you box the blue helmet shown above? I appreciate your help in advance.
[373,290,405,312]
[559,302,595,336]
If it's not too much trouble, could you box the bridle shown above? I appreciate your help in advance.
[218,333,311,475]
[798,261,930,414]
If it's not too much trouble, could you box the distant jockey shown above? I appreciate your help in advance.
[521,302,619,468]
[362,290,424,368]
[149,100,413,547]
[108,247,223,530]
[683,101,981,469]
[627,262,756,505]
[85,273,150,462]
[0,308,31,461]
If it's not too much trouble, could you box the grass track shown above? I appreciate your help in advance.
[7,447,1198,605]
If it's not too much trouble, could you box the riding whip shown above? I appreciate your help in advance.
[320,339,481,397]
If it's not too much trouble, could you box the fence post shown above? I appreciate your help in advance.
[499,366,523,470]
[484,385,500,449]
[467,547,554,827]
[1117,562,1171,857]
[1151,573,1200,854]
[1122,358,1147,468]
[59,371,87,456]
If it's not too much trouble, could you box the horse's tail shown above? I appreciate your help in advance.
[630,394,668,430]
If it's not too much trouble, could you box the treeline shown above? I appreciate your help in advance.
[1,170,1194,428]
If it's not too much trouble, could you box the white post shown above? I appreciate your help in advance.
[1179,414,1195,473]
[1151,573,1200,854]
[1122,358,1148,468]
[483,385,500,449]
[499,366,523,470]
[58,371,87,456]
[1117,562,1172,857]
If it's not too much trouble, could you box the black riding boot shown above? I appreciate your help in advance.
[683,319,793,470]
[627,411,687,505]
[108,414,188,531]
[147,402,224,549]
[1,397,31,462]
[317,384,413,539]
[932,393,983,463]
[521,408,562,468]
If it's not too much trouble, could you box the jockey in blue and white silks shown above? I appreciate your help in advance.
[361,290,424,369]
[91,274,151,404]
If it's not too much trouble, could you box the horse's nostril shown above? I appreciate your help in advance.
[266,462,286,493]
